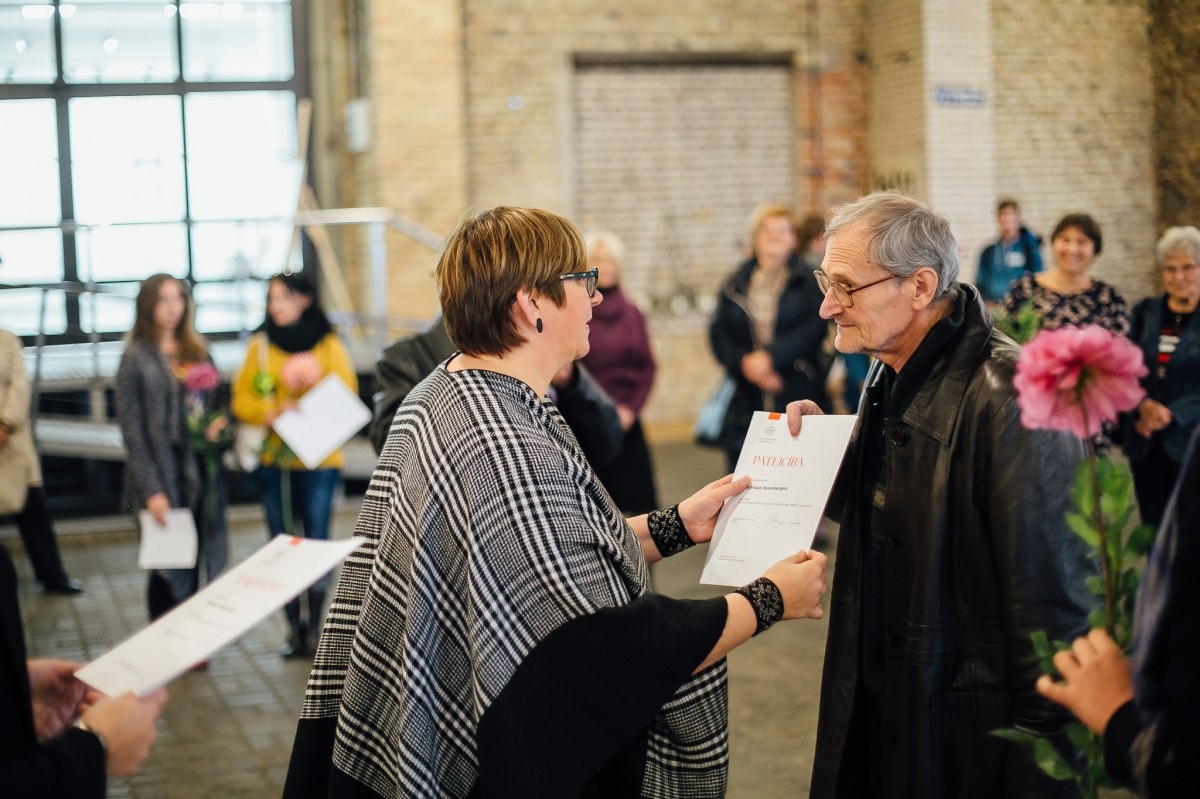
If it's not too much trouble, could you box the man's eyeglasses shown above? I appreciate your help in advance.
[814,269,901,308]
[560,267,599,298]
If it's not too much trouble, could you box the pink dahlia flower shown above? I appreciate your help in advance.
[282,352,323,393]
[1013,325,1147,439]
[185,362,221,394]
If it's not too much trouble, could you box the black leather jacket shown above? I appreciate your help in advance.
[811,287,1096,799]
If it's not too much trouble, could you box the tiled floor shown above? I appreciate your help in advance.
[6,441,833,797]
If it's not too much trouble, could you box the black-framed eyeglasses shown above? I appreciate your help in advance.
[560,267,599,298]
[813,269,901,308]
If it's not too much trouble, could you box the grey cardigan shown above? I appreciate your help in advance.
[114,340,199,512]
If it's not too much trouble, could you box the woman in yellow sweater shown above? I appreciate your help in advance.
[231,272,357,658]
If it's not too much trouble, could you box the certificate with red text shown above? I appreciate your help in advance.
[700,412,857,586]
[75,535,362,697]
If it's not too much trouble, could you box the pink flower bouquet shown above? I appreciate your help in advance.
[185,362,221,394]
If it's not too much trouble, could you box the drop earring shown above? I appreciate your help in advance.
[536,318,543,333]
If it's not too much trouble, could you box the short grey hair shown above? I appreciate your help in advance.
[825,190,960,298]
[1155,226,1200,266]
[584,230,627,265]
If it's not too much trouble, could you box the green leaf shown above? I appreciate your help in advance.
[1065,511,1100,548]
[991,727,1039,744]
[1033,737,1076,781]
[1087,607,1108,630]
[1124,523,1155,559]
[1064,721,1095,752]
[1084,575,1105,596]
[1030,630,1053,659]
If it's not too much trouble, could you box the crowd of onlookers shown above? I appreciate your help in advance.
[2,191,1197,797]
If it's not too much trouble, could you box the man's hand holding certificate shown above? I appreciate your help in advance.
[700,410,856,586]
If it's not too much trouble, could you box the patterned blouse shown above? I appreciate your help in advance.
[1002,272,1130,337]
[1003,273,1131,453]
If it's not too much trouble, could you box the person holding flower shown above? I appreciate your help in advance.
[785,191,1096,799]
[115,273,229,620]
[1122,226,1200,529]
[231,271,356,659]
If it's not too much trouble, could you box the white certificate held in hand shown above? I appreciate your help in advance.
[138,509,198,569]
[700,411,857,586]
[272,374,372,469]
[76,534,363,697]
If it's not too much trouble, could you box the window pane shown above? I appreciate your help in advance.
[0,4,57,83]
[78,282,138,334]
[70,96,185,224]
[74,223,187,281]
[0,229,63,283]
[62,3,178,83]
[0,99,60,224]
[185,91,300,221]
[191,221,291,280]
[182,3,293,82]
[0,288,66,336]
[193,279,266,334]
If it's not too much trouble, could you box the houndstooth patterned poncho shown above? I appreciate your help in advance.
[282,364,731,798]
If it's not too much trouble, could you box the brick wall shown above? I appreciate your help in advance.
[573,62,795,426]
[335,0,1163,436]
[991,0,1156,301]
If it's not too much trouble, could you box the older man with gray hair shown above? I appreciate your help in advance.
[787,191,1096,798]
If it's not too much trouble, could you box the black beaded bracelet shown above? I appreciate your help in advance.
[734,577,784,636]
[647,504,694,557]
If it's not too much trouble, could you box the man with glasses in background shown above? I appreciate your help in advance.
[786,190,1095,799]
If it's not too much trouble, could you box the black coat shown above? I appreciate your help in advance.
[1,548,106,797]
[708,254,830,454]
[811,288,1096,799]
[1122,295,1200,464]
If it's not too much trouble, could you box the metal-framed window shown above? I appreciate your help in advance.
[0,0,309,341]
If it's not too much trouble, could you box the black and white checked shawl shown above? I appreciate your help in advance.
[286,365,730,798]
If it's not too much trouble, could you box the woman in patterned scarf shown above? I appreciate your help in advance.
[283,206,828,799]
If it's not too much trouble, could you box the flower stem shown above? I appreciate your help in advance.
[1084,439,1115,635]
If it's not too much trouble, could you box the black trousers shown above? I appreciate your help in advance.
[10,485,70,586]
[1132,435,1181,530]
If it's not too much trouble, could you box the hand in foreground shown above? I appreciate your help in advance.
[28,659,87,739]
[785,399,825,436]
[80,688,169,777]
[1036,628,1134,735]
[677,474,752,544]
[763,549,827,620]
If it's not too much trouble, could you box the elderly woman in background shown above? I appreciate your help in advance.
[1123,226,1200,528]
[115,274,228,621]
[579,230,659,514]
[282,207,828,799]
[1003,212,1130,451]
[709,203,830,471]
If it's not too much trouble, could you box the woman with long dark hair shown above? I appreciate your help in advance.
[231,272,356,658]
[115,273,228,620]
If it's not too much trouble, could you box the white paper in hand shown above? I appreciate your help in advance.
[700,411,857,586]
[271,375,372,469]
[138,509,198,569]
[76,534,363,697]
